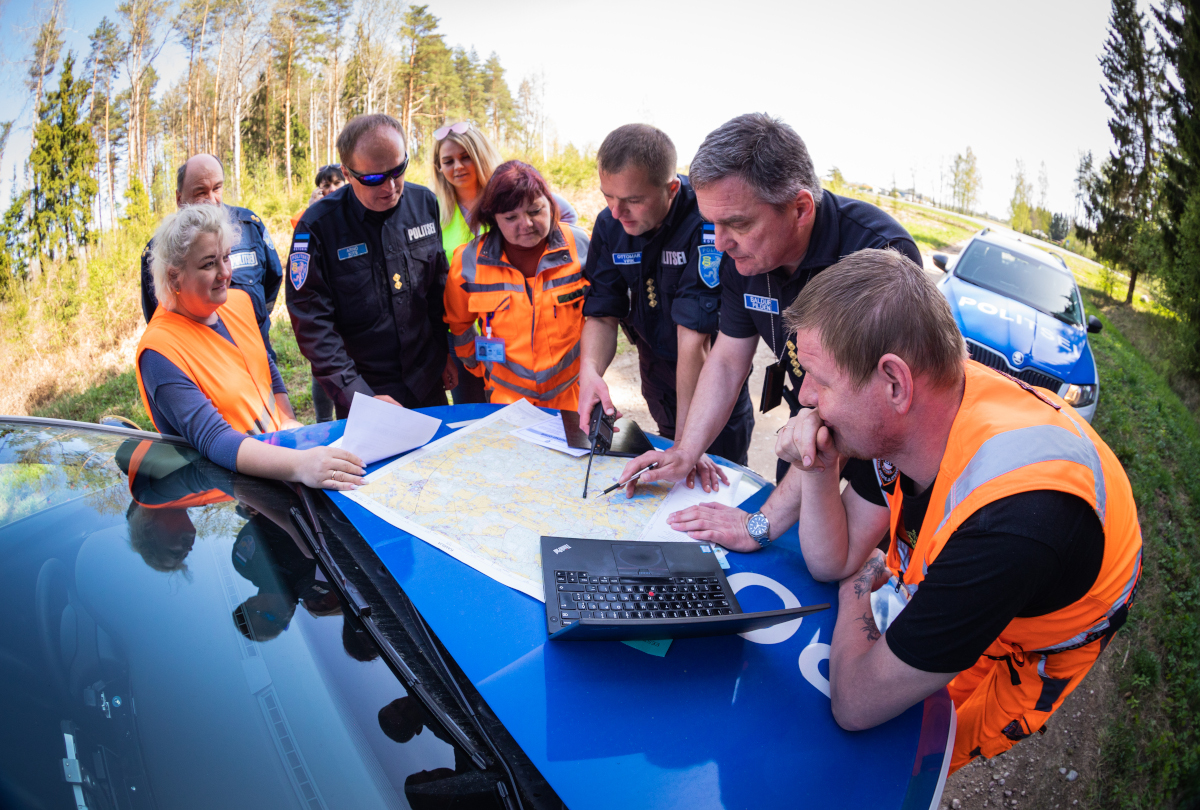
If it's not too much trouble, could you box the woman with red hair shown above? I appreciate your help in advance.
[443,161,590,409]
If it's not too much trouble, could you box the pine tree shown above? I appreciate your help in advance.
[1081,0,1163,303]
[28,52,99,265]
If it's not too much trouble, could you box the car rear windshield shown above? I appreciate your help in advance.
[0,425,488,810]
[955,241,1084,325]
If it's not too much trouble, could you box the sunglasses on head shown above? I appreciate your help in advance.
[344,154,409,187]
[434,121,473,141]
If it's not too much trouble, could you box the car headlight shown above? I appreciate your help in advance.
[1063,384,1097,407]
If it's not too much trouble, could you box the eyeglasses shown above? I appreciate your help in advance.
[343,154,409,187]
[434,121,473,141]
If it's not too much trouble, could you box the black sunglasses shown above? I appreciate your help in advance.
[344,155,410,187]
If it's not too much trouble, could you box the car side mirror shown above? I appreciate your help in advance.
[1087,315,1103,334]
[932,253,948,272]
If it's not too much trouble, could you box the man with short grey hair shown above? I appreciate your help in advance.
[622,113,921,551]
[139,153,284,360]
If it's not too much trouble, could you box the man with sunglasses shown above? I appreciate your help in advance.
[286,114,455,418]
[139,153,284,361]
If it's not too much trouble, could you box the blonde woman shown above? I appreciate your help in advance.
[432,121,578,257]
[432,122,578,403]
[135,204,365,490]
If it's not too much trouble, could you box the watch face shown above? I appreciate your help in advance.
[748,513,769,538]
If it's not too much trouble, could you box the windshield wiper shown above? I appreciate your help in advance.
[289,492,527,809]
[287,498,490,770]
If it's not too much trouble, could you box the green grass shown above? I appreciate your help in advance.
[1078,292,1200,809]
[32,367,149,428]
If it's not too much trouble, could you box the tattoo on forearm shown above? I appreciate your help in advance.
[858,610,882,642]
[852,556,887,598]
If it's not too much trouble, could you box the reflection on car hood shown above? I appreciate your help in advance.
[943,276,1093,384]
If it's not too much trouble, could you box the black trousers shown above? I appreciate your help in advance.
[639,349,755,467]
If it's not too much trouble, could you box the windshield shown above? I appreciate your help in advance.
[0,424,491,810]
[955,241,1084,325]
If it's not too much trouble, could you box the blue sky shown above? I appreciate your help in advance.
[0,0,1118,218]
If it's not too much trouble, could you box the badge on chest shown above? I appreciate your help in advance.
[744,293,779,314]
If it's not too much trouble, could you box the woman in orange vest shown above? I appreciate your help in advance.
[136,204,365,490]
[444,161,590,409]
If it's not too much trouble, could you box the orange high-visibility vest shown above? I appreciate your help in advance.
[126,439,232,509]
[136,288,284,436]
[885,361,1141,772]
[444,223,589,409]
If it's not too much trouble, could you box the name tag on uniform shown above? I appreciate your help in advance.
[230,251,258,269]
[338,243,369,260]
[744,293,779,314]
[475,336,506,363]
[613,252,641,265]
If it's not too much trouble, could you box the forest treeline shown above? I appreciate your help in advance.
[0,0,579,298]
[1076,0,1200,373]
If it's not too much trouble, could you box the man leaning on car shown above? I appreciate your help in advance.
[773,248,1141,772]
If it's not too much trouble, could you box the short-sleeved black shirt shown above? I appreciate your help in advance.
[719,191,922,392]
[845,462,1106,673]
[583,175,721,370]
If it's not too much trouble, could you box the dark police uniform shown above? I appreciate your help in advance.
[583,175,755,465]
[140,204,284,359]
[285,182,449,418]
[717,190,922,481]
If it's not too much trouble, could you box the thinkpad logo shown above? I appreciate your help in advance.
[553,544,571,555]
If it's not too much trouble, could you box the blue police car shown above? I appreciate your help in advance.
[933,230,1103,422]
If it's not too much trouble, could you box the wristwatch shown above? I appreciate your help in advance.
[746,511,771,548]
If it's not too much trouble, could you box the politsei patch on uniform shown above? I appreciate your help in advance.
[230,251,258,269]
[612,252,641,265]
[406,222,437,242]
[875,458,899,487]
[557,288,584,304]
[337,243,369,260]
[290,252,310,290]
[698,245,722,288]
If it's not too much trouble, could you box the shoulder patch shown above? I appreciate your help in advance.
[290,252,310,290]
[697,245,722,288]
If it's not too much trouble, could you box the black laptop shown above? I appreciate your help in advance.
[541,536,828,641]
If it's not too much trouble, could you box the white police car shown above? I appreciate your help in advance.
[934,230,1102,422]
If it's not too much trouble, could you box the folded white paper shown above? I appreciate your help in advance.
[339,392,441,465]
[511,415,590,457]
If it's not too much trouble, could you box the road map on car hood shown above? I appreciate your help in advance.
[344,401,741,601]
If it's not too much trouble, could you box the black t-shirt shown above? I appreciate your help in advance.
[719,191,922,395]
[845,461,1105,673]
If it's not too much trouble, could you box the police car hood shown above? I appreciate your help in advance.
[944,276,1090,382]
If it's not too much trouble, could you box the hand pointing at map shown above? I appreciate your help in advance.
[618,447,729,498]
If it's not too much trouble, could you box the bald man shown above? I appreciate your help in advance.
[139,154,284,359]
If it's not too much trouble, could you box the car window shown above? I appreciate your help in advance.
[955,242,1083,325]
[0,425,491,810]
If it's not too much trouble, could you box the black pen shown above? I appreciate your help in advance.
[602,463,658,496]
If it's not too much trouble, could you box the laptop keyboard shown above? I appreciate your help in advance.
[554,570,735,622]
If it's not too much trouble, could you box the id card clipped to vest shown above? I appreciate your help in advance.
[475,315,505,363]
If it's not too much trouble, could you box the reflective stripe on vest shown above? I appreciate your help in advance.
[887,361,1141,654]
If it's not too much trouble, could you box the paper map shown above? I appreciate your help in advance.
[346,401,685,601]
